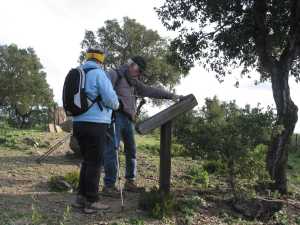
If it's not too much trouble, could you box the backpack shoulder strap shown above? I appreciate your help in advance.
[77,66,103,111]
[83,67,97,74]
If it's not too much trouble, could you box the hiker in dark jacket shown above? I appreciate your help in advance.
[102,56,183,195]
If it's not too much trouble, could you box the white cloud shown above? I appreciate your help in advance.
[0,0,299,132]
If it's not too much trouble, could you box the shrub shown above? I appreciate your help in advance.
[174,97,275,194]
[186,165,209,188]
[203,160,225,174]
[139,187,176,219]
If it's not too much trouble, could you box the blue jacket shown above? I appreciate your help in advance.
[73,61,119,124]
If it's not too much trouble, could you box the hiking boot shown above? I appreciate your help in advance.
[101,186,120,198]
[124,180,144,192]
[83,201,110,214]
[72,194,85,209]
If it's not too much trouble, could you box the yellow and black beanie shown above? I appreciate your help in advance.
[85,48,106,63]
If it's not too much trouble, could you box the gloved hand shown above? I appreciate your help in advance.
[117,98,124,110]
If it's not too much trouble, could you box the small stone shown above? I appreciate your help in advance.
[22,137,39,147]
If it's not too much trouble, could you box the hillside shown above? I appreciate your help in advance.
[0,129,299,225]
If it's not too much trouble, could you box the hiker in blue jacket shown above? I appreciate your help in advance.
[72,48,119,214]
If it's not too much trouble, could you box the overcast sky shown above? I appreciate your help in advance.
[1,0,300,132]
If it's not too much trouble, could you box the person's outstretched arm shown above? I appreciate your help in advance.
[132,78,181,100]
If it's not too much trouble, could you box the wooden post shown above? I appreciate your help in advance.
[135,94,198,193]
[159,120,172,194]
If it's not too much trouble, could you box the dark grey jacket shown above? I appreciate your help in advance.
[108,65,175,121]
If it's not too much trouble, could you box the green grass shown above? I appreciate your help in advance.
[136,134,186,157]
[1,128,300,225]
[288,150,300,195]
[136,134,160,155]
[0,126,57,151]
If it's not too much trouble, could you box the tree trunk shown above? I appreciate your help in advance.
[267,68,298,194]
[227,159,237,197]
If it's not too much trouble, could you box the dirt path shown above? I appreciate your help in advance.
[1,132,300,225]
[0,133,155,225]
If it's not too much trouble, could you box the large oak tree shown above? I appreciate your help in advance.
[80,17,188,101]
[0,44,54,127]
[157,0,300,193]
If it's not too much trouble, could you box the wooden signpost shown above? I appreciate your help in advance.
[136,94,198,193]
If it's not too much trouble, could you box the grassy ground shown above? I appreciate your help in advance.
[0,129,300,225]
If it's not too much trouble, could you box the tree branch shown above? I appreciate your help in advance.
[253,0,276,72]
[279,0,300,67]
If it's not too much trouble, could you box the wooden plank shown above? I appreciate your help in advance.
[159,121,172,193]
[136,94,198,134]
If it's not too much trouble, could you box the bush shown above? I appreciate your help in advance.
[174,97,275,194]
[203,160,225,174]
[139,187,176,219]
[171,143,187,157]
[186,165,209,188]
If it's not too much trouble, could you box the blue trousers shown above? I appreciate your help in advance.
[103,112,137,187]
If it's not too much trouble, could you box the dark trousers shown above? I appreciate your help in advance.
[73,122,108,203]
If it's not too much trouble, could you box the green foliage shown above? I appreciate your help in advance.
[156,0,300,81]
[31,204,43,225]
[274,209,290,225]
[127,218,145,225]
[0,126,46,150]
[171,142,186,157]
[80,17,187,98]
[0,44,54,128]
[139,187,176,219]
[174,97,275,193]
[288,151,300,192]
[186,165,209,188]
[136,134,160,155]
[64,171,80,190]
[177,196,206,225]
[59,205,71,225]
[203,160,225,174]
[136,134,186,157]
[138,142,160,155]
[49,171,79,192]
[295,216,300,225]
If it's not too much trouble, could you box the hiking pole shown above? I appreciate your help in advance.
[36,133,71,163]
[112,118,124,211]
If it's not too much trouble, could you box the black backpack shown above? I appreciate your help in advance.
[62,67,103,116]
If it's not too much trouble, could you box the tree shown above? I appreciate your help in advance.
[0,44,54,128]
[80,17,188,93]
[157,0,300,194]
